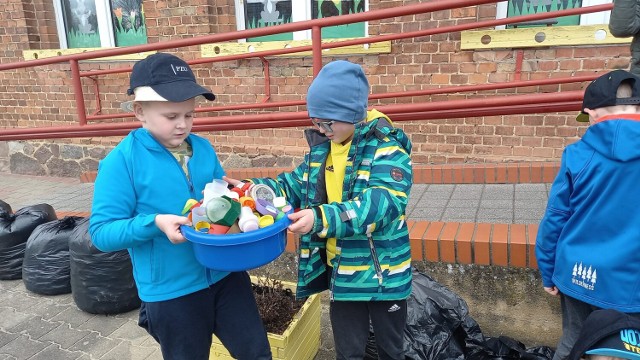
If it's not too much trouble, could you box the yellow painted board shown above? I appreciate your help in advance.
[461,24,632,50]
[201,39,391,58]
[22,48,155,61]
[280,299,321,359]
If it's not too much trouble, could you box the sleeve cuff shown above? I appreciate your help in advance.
[311,206,323,234]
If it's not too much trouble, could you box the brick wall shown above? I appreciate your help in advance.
[0,0,632,176]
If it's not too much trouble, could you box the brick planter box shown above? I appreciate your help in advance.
[210,278,321,360]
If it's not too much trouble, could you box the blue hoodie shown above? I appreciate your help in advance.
[536,115,640,312]
[89,129,228,302]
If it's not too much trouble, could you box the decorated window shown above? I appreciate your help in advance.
[496,0,611,29]
[53,0,148,48]
[235,0,367,42]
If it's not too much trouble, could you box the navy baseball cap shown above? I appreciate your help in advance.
[127,53,215,103]
[577,69,640,122]
[566,309,640,360]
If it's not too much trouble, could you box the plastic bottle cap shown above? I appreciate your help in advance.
[181,199,199,215]
[194,221,211,233]
[258,215,274,228]
[273,196,287,209]
[209,224,230,235]
[250,184,276,203]
[239,196,256,211]
[255,198,279,217]
[229,187,245,198]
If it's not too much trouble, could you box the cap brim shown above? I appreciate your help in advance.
[152,81,215,102]
[586,348,640,359]
[576,112,590,122]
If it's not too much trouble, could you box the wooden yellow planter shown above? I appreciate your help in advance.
[210,279,321,360]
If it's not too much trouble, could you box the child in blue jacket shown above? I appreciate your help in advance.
[89,53,271,360]
[536,69,640,360]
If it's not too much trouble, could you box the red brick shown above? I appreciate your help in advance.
[492,224,509,266]
[528,224,540,269]
[509,224,527,268]
[506,164,519,184]
[542,163,558,183]
[424,222,445,262]
[439,222,459,263]
[518,163,530,183]
[408,220,428,261]
[456,223,474,264]
[495,166,507,184]
[530,162,544,183]
[473,223,492,265]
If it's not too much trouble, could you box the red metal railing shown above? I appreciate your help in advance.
[0,0,614,140]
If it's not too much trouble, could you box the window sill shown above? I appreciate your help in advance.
[461,24,631,50]
[22,48,156,61]
[201,39,391,58]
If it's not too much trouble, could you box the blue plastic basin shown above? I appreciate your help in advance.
[181,213,290,272]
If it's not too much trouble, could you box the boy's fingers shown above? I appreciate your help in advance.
[288,211,305,221]
[176,216,190,225]
[222,176,240,186]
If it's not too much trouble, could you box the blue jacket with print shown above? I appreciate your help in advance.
[536,115,640,312]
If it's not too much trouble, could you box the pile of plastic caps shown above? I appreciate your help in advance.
[182,179,292,235]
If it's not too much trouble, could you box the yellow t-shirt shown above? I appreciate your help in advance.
[325,140,351,266]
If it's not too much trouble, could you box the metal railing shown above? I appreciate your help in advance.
[0,0,614,140]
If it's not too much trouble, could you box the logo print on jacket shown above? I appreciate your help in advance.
[571,262,596,291]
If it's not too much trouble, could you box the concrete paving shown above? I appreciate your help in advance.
[0,173,552,360]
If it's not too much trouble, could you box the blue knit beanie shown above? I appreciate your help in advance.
[306,60,369,124]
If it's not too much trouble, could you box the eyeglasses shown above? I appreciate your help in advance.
[311,119,335,133]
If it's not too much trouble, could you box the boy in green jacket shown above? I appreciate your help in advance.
[227,60,413,359]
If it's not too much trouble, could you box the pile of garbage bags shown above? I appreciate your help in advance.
[365,269,555,360]
[0,201,140,315]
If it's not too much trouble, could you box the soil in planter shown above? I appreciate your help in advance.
[253,278,305,335]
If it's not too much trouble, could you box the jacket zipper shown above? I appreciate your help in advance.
[329,246,342,301]
[368,234,384,291]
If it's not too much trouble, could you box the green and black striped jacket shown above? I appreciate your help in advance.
[252,112,413,301]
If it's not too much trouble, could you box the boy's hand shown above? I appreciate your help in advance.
[155,214,191,244]
[544,286,559,296]
[223,176,241,187]
[288,209,315,234]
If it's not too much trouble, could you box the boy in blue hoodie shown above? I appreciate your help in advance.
[89,53,271,360]
[227,60,413,359]
[536,69,640,360]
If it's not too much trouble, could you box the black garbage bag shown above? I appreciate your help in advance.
[404,270,486,360]
[467,336,555,360]
[0,204,57,280]
[0,200,12,214]
[365,269,554,360]
[22,216,83,295]
[69,217,140,314]
[365,269,485,360]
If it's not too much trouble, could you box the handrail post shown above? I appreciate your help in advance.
[70,59,88,126]
[312,26,322,77]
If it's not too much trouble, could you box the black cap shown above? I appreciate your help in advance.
[127,53,215,102]
[566,309,640,360]
[577,69,640,122]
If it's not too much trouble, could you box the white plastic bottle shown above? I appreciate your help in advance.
[238,206,260,232]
